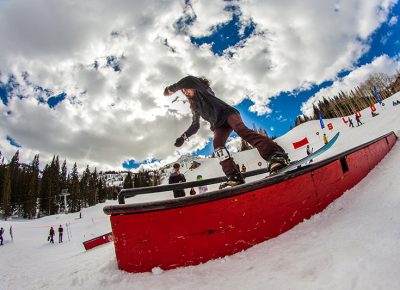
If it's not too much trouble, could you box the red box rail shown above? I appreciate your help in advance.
[104,132,397,272]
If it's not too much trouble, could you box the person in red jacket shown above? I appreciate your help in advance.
[48,226,55,244]
[164,75,289,186]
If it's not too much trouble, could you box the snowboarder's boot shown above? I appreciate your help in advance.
[267,151,290,173]
[226,171,245,186]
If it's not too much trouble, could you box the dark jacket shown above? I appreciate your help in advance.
[169,172,186,197]
[166,76,239,137]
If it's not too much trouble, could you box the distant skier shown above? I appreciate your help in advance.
[48,226,55,244]
[355,114,363,126]
[348,117,354,127]
[0,227,4,246]
[58,225,63,243]
[9,225,13,241]
[241,164,247,173]
[168,163,186,198]
[164,75,289,186]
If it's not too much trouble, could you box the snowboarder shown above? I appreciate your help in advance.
[48,226,55,243]
[168,163,186,198]
[348,117,354,127]
[0,227,4,246]
[355,114,363,126]
[164,75,289,186]
[58,225,63,243]
[196,175,208,194]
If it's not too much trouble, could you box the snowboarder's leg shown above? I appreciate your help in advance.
[213,126,244,186]
[226,113,288,171]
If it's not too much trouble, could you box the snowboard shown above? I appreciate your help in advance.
[219,132,340,188]
[268,131,340,176]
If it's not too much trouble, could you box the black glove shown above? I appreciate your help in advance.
[174,136,185,147]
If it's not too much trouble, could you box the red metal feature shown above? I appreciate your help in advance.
[83,232,113,251]
[106,133,397,273]
[327,123,333,130]
[370,104,376,112]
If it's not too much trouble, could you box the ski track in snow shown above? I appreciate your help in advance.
[1,93,400,290]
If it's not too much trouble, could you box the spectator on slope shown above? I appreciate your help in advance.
[168,163,186,198]
[306,145,314,163]
[164,76,289,185]
[48,226,55,244]
[0,227,4,246]
[9,225,13,242]
[355,114,363,126]
[196,175,208,194]
[190,188,197,195]
[58,225,64,243]
[323,134,328,145]
[348,117,354,128]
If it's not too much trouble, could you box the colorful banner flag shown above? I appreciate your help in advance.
[292,137,309,149]
[319,113,325,129]
[373,85,382,104]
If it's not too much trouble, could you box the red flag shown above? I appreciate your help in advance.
[292,137,309,149]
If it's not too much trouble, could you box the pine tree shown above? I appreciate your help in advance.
[69,163,80,212]
[123,172,134,189]
[25,155,40,219]
[2,167,12,219]
[9,150,20,215]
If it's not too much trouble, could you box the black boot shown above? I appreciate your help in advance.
[267,151,290,173]
[226,171,245,186]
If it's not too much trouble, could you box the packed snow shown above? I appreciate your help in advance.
[1,93,400,290]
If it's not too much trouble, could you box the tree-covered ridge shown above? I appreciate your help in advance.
[0,151,161,220]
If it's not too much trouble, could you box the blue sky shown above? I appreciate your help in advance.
[0,0,399,171]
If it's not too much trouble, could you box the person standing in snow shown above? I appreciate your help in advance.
[196,175,208,194]
[168,163,186,198]
[58,225,63,243]
[355,114,363,126]
[9,225,13,242]
[48,226,55,244]
[164,76,289,186]
[348,117,354,127]
[0,227,4,246]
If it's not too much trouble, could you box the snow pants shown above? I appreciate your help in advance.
[213,113,284,176]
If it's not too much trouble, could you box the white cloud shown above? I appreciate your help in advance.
[0,0,398,170]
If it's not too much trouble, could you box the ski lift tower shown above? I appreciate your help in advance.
[60,189,70,214]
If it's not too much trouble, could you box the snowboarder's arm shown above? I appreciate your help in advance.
[165,76,207,95]
[183,111,200,138]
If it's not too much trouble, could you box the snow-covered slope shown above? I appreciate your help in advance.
[1,93,400,290]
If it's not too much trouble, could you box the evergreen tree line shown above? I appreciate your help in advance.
[0,151,118,220]
[295,72,400,126]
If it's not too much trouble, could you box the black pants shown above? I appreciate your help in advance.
[173,190,185,198]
